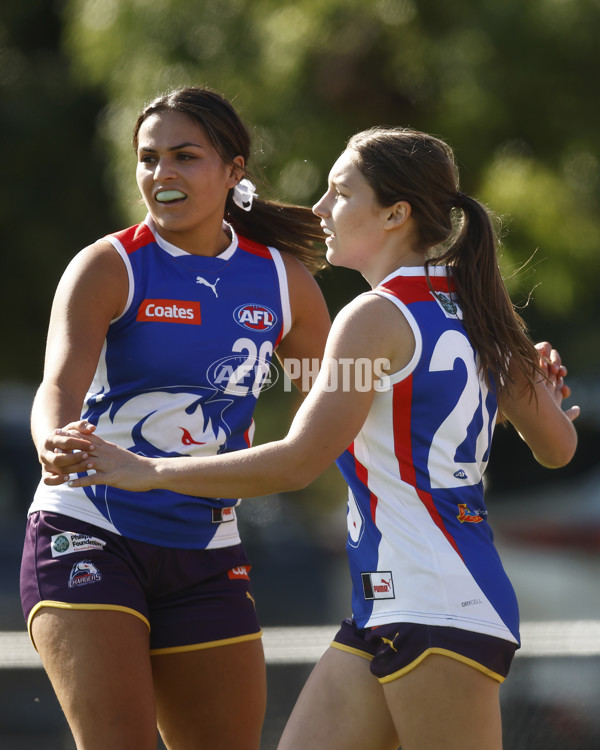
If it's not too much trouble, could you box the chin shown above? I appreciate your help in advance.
[325,247,342,266]
[326,248,360,273]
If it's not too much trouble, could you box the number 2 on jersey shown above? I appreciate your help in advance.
[428,330,495,489]
[223,338,274,398]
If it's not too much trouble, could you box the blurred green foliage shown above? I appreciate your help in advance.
[2,0,599,384]
[1,0,598,518]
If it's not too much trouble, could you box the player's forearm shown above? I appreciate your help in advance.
[152,439,319,498]
[31,382,84,455]
[528,413,578,468]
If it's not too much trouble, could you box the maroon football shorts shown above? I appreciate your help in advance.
[20,511,262,653]
[331,617,517,683]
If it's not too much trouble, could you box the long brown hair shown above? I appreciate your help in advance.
[346,126,540,395]
[132,87,325,274]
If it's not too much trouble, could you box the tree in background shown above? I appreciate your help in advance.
[1,0,598,505]
[2,0,599,381]
[0,0,119,381]
[59,0,600,372]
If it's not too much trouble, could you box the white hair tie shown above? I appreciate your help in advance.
[232,178,257,212]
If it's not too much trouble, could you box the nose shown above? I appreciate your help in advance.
[153,156,177,181]
[312,192,329,217]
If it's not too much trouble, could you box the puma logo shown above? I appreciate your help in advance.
[196,276,220,298]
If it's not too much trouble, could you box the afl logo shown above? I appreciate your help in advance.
[234,303,277,331]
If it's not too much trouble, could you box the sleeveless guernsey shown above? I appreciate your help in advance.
[336,266,519,645]
[29,217,291,550]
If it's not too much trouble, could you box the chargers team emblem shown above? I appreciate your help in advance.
[68,560,102,589]
[234,303,277,331]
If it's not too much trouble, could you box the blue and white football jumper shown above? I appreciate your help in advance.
[336,266,519,645]
[29,217,291,550]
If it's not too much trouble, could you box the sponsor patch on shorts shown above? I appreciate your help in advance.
[228,565,251,581]
[68,560,102,589]
[362,571,395,600]
[51,532,106,557]
[212,507,236,524]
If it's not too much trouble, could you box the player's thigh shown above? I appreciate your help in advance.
[278,646,399,750]
[152,637,266,750]
[32,607,156,750]
[383,653,503,750]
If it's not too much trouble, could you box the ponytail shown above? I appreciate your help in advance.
[431,194,540,394]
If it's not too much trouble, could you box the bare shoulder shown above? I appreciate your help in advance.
[57,238,129,320]
[69,238,127,273]
[327,293,415,371]
[334,291,407,327]
[335,291,415,338]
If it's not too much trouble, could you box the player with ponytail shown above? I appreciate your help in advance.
[56,126,579,750]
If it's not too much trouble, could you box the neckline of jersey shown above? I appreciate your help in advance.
[144,215,238,262]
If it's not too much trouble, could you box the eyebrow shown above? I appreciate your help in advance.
[330,178,351,190]
[138,142,205,152]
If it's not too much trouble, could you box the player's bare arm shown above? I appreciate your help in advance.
[63,294,412,496]
[33,240,128,483]
[498,353,579,468]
